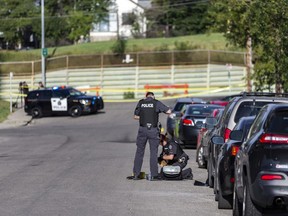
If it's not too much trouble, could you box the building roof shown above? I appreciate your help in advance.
[129,0,151,9]
[138,0,151,8]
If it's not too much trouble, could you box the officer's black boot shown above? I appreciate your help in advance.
[126,174,142,180]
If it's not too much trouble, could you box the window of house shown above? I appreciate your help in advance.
[92,12,118,32]
[122,12,136,25]
[93,16,109,32]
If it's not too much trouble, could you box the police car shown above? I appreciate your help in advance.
[24,86,104,118]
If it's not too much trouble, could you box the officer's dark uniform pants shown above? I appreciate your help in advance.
[133,126,160,177]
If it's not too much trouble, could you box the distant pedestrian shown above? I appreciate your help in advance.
[22,81,29,97]
[38,81,45,89]
[127,92,171,181]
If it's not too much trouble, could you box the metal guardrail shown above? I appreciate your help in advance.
[0,64,247,101]
[0,50,247,101]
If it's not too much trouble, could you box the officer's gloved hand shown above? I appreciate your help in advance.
[159,160,167,167]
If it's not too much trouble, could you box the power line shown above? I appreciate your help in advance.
[0,13,98,21]
[151,0,210,9]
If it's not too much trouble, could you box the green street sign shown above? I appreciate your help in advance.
[42,48,48,57]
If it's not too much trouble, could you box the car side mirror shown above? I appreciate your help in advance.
[211,136,225,145]
[230,130,243,141]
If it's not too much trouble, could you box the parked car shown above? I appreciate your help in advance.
[196,108,224,168]
[24,86,104,118]
[209,94,241,106]
[234,104,288,216]
[173,104,222,148]
[206,92,288,189]
[212,116,255,209]
[166,97,206,136]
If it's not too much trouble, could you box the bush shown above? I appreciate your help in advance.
[123,91,135,99]
[111,37,127,55]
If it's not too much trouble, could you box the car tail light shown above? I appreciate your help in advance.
[259,133,288,144]
[230,177,235,183]
[183,119,194,126]
[261,174,284,181]
[231,146,239,156]
[224,128,231,142]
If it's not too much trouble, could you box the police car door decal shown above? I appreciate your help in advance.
[51,98,68,111]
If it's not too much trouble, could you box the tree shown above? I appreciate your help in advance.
[0,0,111,48]
[44,0,111,45]
[0,0,39,48]
[146,0,211,37]
[209,0,288,93]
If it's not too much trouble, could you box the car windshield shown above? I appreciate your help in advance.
[234,101,281,123]
[69,88,85,96]
[174,102,190,111]
[186,106,218,116]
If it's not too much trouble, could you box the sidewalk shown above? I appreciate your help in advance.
[0,107,32,129]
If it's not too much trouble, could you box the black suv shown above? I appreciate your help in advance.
[206,92,288,190]
[212,116,255,209]
[24,86,104,118]
[234,104,288,215]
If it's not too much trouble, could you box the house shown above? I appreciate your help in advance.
[90,0,149,42]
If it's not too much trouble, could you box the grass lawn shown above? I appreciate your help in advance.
[0,33,242,62]
[0,100,10,123]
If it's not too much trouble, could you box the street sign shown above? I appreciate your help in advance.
[42,48,48,57]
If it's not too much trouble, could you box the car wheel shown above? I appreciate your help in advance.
[243,180,262,216]
[196,145,207,168]
[207,155,214,188]
[31,107,43,118]
[69,105,82,117]
[233,184,242,216]
[218,187,233,209]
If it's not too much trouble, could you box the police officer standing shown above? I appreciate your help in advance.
[127,92,171,180]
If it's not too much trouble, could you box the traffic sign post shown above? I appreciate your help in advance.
[42,48,48,57]
[9,72,13,113]
[226,63,232,92]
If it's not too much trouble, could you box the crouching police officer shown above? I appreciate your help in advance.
[127,92,171,181]
[158,134,193,180]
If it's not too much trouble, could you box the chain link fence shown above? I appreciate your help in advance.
[0,50,247,101]
[0,50,245,75]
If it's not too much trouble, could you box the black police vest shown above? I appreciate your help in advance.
[139,99,158,127]
[164,141,184,161]
[175,143,185,160]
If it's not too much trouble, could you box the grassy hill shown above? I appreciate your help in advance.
[0,33,242,62]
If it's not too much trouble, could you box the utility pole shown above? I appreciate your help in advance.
[41,0,46,86]
[246,36,252,92]
[245,0,252,92]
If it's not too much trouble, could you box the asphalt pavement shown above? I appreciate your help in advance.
[0,101,232,216]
